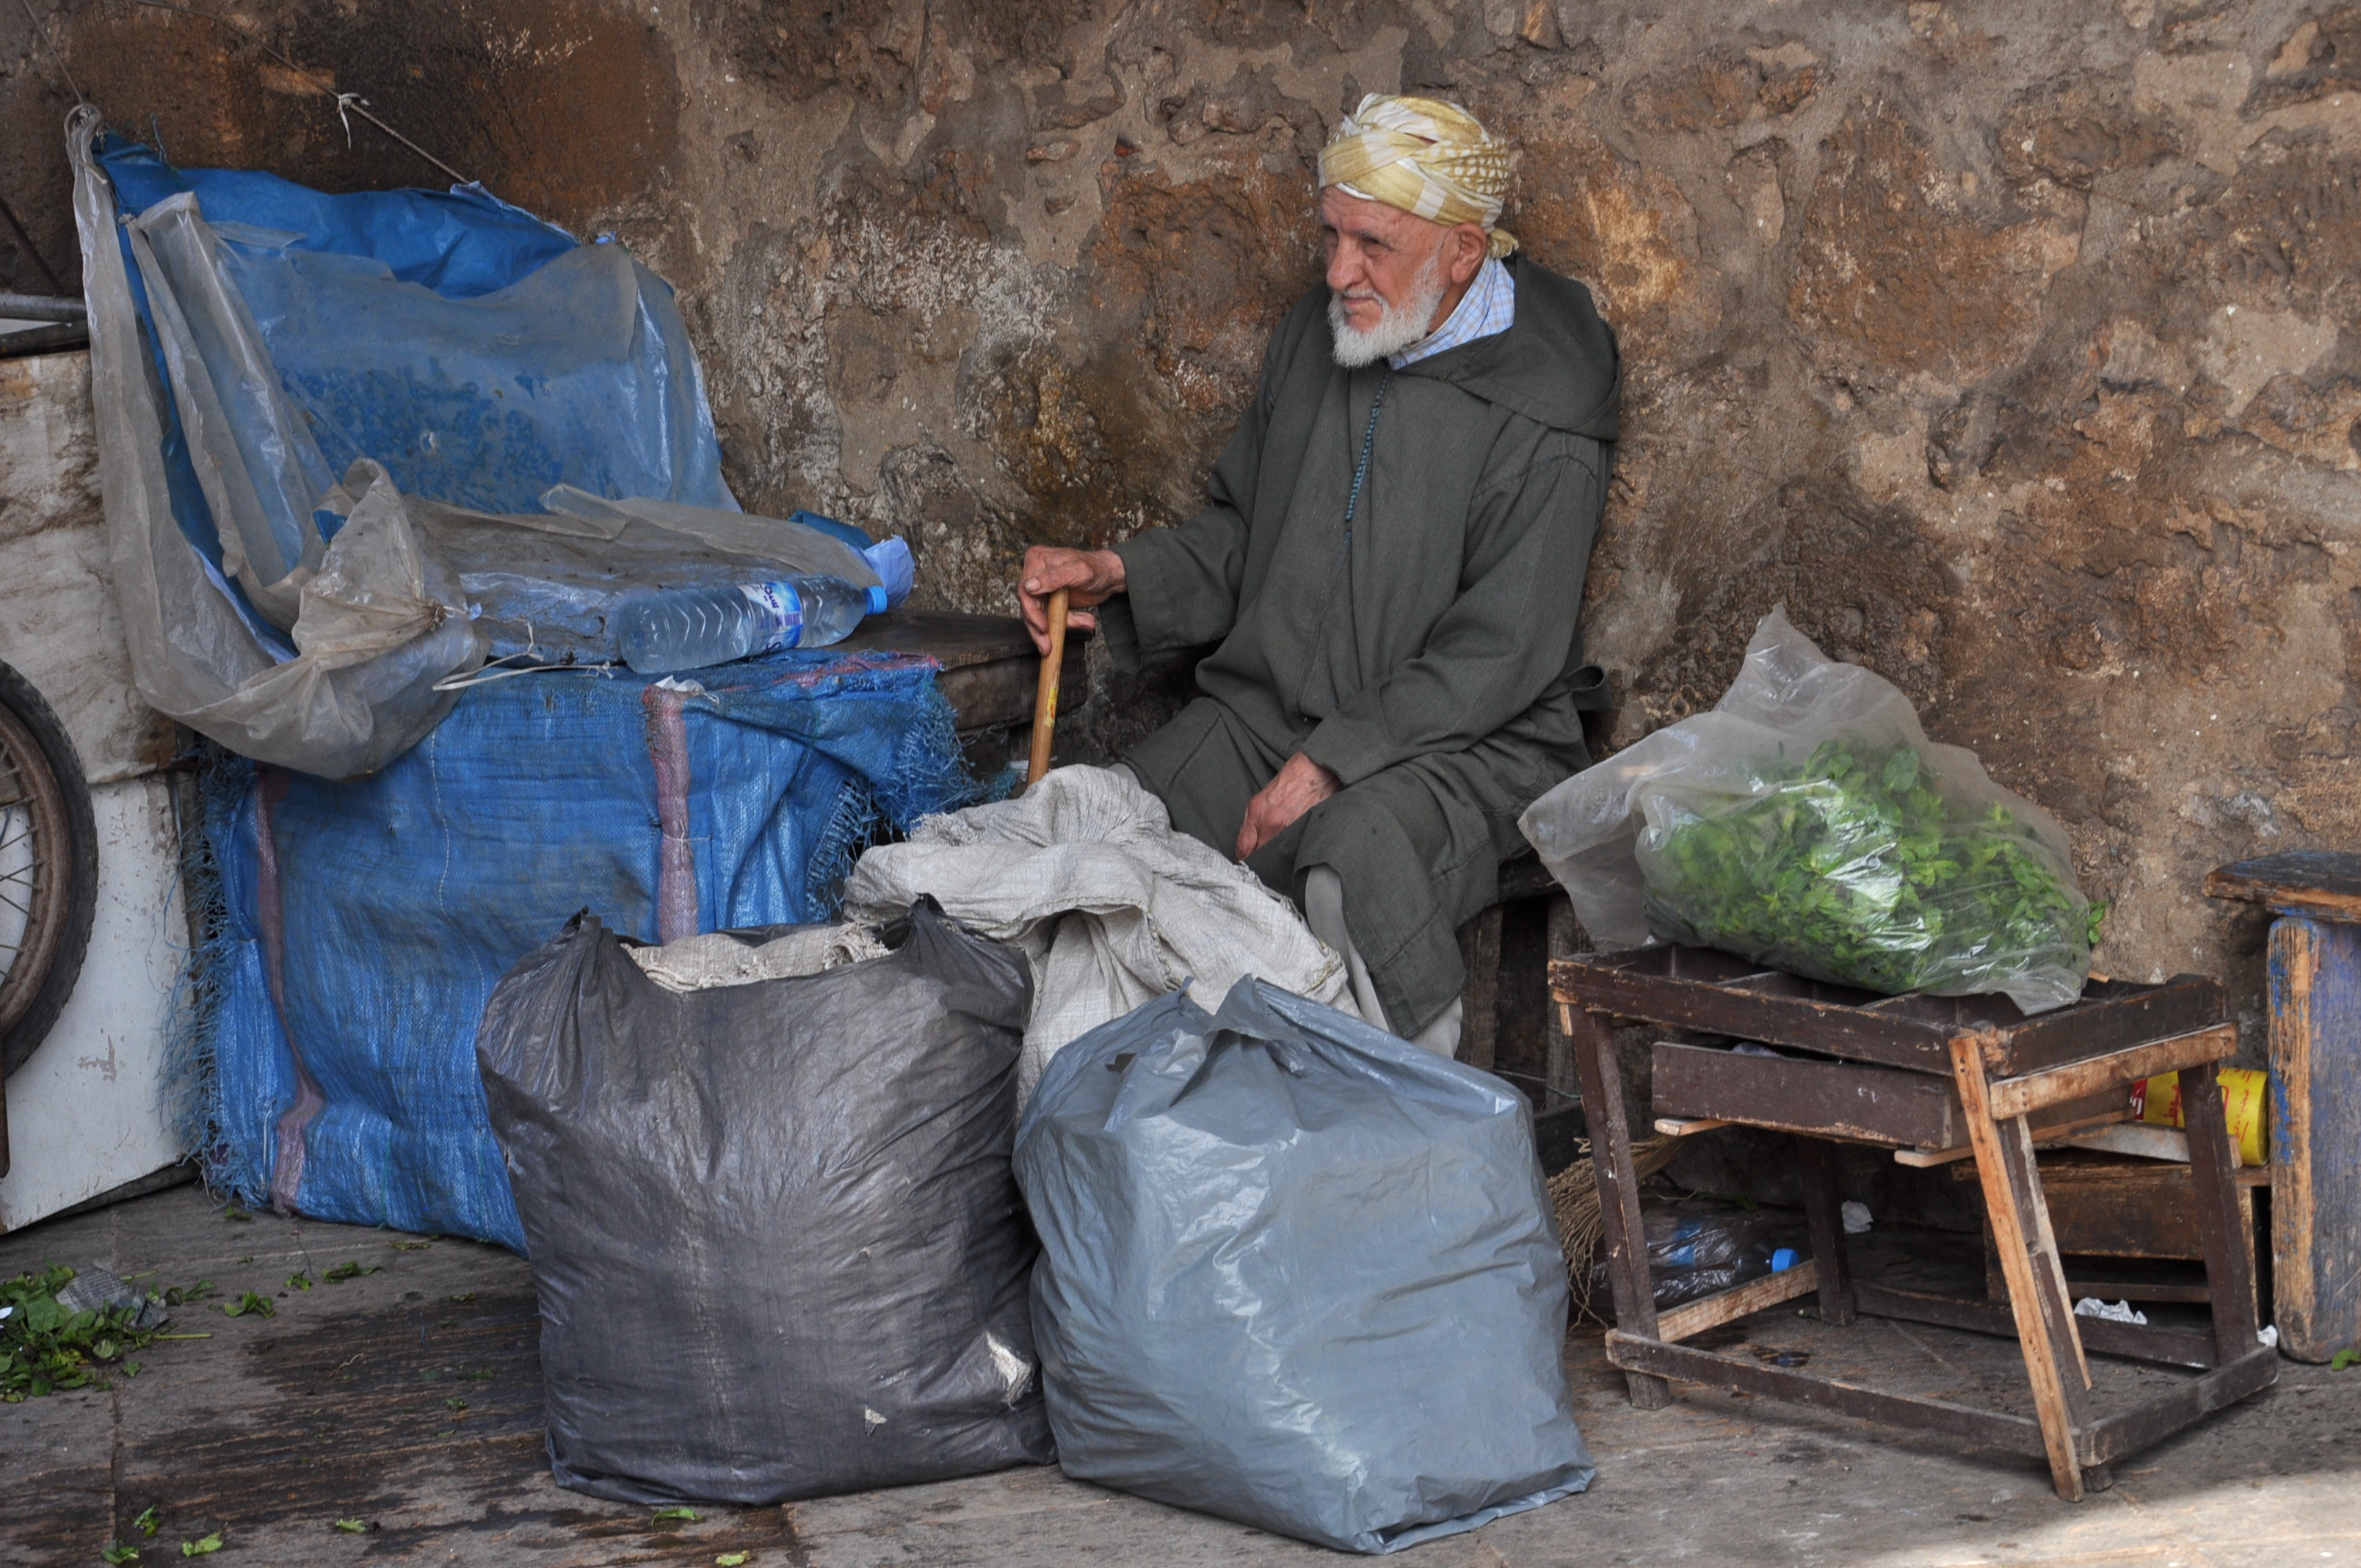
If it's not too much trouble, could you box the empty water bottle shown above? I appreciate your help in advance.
[613,575,888,674]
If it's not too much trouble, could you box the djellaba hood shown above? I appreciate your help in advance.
[1376,253,1622,443]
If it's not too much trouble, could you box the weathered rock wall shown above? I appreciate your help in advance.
[4,0,2357,1038]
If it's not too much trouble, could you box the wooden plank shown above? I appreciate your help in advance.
[1952,1037,2092,1501]
[1653,1116,1732,1136]
[838,611,1089,733]
[2062,1122,2191,1163]
[1572,1005,1671,1409]
[1650,1041,1959,1146]
[2078,1349,2279,1467]
[2205,851,2361,924]
[1553,953,2222,1080]
[1854,1282,2218,1370]
[2178,1062,2264,1365]
[1601,1332,2050,1457]
[1798,1135,1857,1325]
[1553,954,1956,1072]
[1655,1260,1821,1343]
[1986,1025,2235,1119]
[1542,896,1585,1105]
[2271,915,2361,1364]
[1457,904,1503,1072]
[1984,977,2224,1077]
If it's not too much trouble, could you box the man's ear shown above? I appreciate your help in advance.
[1449,222,1487,286]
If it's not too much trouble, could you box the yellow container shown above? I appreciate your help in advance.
[2134,1067,2268,1167]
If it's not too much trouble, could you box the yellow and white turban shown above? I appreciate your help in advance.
[1317,94,1519,258]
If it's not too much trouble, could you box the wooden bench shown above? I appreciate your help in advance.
[1552,944,2276,1502]
[837,610,1088,778]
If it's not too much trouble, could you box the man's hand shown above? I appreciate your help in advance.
[1235,752,1342,862]
[1020,545,1126,655]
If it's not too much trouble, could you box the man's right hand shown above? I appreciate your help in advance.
[1020,545,1126,655]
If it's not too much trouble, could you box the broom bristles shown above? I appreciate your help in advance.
[1549,1133,1683,1326]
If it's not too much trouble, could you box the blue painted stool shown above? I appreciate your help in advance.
[2205,851,2361,1365]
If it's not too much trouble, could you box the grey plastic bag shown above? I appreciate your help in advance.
[476,901,1055,1504]
[1014,981,1594,1555]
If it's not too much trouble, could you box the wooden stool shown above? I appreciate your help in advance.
[2205,850,2361,1364]
[1551,945,2279,1502]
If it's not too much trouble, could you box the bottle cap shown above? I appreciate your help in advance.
[1771,1248,1799,1273]
[864,584,889,615]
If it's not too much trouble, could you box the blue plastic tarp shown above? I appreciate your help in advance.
[198,649,973,1249]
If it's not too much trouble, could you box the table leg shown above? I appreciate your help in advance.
[1797,1136,1857,1326]
[1952,1037,2099,1502]
[1542,897,1585,1108]
[2269,915,2361,1363]
[2179,1063,2263,1364]
[1568,1001,1670,1409]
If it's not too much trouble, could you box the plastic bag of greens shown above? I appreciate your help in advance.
[1520,608,2099,1012]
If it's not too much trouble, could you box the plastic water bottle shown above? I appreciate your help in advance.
[614,575,888,674]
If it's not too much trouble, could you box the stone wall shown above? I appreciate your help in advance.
[4,0,2357,1039]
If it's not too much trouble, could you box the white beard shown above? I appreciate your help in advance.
[1327,247,1448,368]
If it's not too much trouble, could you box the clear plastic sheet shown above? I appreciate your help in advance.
[1521,607,2095,1012]
[67,110,833,779]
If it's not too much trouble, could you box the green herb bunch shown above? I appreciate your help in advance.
[1639,738,2100,1006]
[1,1266,184,1401]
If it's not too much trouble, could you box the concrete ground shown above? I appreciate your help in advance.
[4,1181,2356,1568]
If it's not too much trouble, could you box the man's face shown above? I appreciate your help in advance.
[1320,186,1451,337]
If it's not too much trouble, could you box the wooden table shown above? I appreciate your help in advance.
[2206,850,2361,1364]
[837,611,1086,774]
[1553,945,2277,1502]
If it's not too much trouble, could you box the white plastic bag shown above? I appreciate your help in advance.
[1520,609,2096,1012]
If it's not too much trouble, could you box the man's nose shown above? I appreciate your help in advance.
[1325,241,1362,295]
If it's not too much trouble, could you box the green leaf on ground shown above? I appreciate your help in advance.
[101,1542,140,1564]
[1,1268,203,1402]
[322,1262,380,1283]
[716,1555,750,1567]
[2333,1349,2360,1371]
[448,1293,475,1304]
[652,1506,699,1524]
[389,1241,432,1252]
[332,1519,374,1533]
[217,1292,275,1319]
[418,1369,440,1382]
[222,1206,252,1223]
[286,1271,313,1291]
[180,1534,222,1558]
[466,1368,494,1381]
[444,1396,468,1412]
[135,1506,161,1537]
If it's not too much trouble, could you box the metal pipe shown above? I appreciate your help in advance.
[0,294,87,322]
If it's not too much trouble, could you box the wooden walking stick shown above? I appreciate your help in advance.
[1026,587,1069,789]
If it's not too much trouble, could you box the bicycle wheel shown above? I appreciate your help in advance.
[0,658,98,1079]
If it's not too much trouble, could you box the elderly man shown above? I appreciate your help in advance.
[1018,95,1617,1056]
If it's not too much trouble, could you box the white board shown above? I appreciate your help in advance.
[0,349,181,785]
[0,775,186,1231]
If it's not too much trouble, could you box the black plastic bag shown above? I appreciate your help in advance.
[476,901,1054,1504]
[1588,1201,1809,1316]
